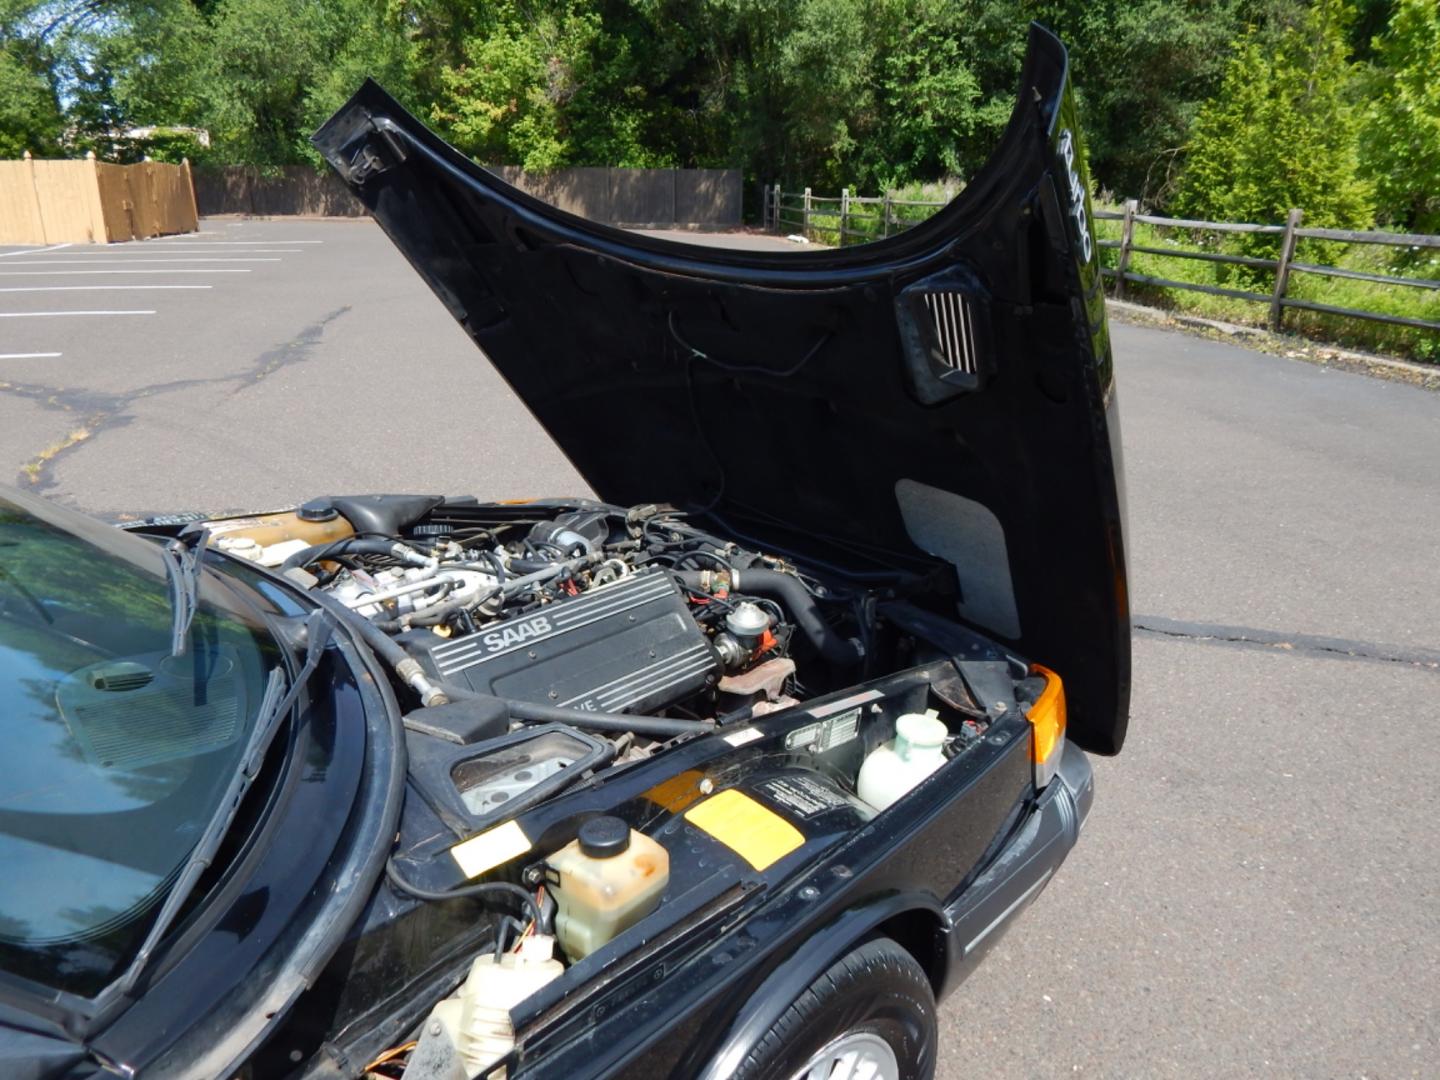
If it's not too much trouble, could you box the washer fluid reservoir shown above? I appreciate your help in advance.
[548,815,669,962]
[856,710,949,812]
[404,933,563,1080]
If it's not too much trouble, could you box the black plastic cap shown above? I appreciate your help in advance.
[577,815,631,859]
[297,498,339,523]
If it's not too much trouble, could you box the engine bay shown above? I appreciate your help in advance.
[196,495,1045,1080]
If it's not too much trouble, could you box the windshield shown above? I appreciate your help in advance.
[0,489,281,999]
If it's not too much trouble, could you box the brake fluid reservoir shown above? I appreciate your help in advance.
[856,710,949,812]
[548,816,669,962]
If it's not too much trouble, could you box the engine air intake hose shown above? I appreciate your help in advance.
[676,568,863,665]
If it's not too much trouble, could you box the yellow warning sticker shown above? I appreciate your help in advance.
[684,789,805,871]
[450,819,532,879]
[643,769,707,814]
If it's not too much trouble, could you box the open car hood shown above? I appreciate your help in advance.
[313,24,1129,754]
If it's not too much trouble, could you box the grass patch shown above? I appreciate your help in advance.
[1093,210,1440,362]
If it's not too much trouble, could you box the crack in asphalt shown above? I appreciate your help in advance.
[4,306,351,491]
[1134,615,1440,671]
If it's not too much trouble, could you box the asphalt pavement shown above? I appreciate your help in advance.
[2,219,1437,1079]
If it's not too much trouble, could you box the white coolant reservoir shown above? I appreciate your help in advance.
[856,710,950,812]
[404,933,564,1080]
[548,815,670,962]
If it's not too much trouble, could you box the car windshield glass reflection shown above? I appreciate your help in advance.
[0,494,279,998]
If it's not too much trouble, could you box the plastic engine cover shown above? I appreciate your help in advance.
[405,571,719,713]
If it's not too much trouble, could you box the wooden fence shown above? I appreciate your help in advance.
[0,153,199,244]
[1096,202,1440,334]
[762,183,1439,338]
[762,183,948,243]
[195,165,744,227]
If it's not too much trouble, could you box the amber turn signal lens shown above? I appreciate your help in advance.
[1026,664,1067,787]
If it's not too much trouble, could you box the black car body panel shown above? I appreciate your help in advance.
[312,22,1129,755]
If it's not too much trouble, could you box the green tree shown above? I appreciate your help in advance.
[0,1,70,157]
[1359,0,1440,230]
[1175,0,1372,229]
[434,0,658,169]
[0,46,62,157]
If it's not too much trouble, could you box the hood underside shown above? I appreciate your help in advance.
[313,24,1129,754]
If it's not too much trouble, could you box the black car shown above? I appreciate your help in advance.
[0,25,1127,1080]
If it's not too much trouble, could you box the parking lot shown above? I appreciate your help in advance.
[2,218,1438,1078]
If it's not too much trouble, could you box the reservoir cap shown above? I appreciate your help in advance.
[578,815,631,858]
[296,498,339,523]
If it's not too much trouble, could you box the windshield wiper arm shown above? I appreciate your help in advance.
[161,527,210,657]
[117,608,336,997]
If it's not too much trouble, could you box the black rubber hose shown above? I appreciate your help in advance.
[679,568,863,665]
[280,537,416,572]
[505,696,712,738]
[439,680,712,739]
[385,859,540,925]
[506,556,562,574]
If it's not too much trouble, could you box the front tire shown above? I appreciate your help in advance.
[732,937,938,1080]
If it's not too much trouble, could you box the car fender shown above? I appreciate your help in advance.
[686,892,948,1080]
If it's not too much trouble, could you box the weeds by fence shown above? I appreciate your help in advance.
[763,183,950,246]
[762,183,1440,361]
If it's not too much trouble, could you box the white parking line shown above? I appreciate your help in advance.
[149,239,325,245]
[0,243,71,258]
[73,248,304,254]
[0,352,62,359]
[0,269,252,276]
[2,257,280,264]
[0,285,212,292]
[0,309,156,318]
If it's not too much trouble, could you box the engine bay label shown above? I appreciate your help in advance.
[784,707,861,753]
[757,775,850,819]
[723,727,764,748]
[685,789,804,871]
[450,819,532,879]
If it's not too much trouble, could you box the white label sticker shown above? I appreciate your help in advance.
[723,727,764,747]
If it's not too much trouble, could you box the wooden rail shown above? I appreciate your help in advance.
[763,183,947,244]
[1095,201,1440,334]
[762,183,1439,339]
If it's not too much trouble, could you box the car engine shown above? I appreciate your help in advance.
[238,501,865,728]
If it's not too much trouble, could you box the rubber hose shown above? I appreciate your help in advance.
[384,859,540,925]
[439,681,712,739]
[280,537,414,572]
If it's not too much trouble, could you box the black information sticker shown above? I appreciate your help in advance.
[758,775,850,819]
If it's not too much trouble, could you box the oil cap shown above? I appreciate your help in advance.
[296,498,339,523]
[578,815,631,859]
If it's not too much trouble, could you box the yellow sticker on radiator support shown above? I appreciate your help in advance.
[450,819,532,879]
[684,789,805,871]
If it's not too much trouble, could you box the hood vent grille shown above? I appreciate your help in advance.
[921,291,978,376]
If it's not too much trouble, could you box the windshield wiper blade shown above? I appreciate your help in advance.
[117,608,336,997]
[161,527,210,657]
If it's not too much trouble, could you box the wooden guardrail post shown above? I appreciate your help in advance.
[1270,208,1303,331]
[802,187,811,238]
[840,188,850,247]
[1115,199,1138,299]
[882,190,891,238]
